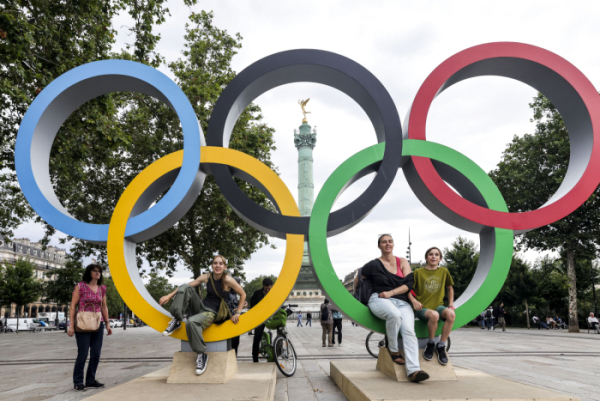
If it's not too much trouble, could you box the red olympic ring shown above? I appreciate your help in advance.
[407,42,600,231]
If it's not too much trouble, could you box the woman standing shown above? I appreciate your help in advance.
[159,255,246,375]
[68,264,112,392]
[361,234,429,383]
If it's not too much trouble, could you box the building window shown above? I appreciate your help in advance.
[303,292,307,296]
[309,292,313,296]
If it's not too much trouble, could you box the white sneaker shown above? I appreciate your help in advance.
[196,353,209,375]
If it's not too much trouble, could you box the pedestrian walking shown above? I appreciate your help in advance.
[320,300,333,347]
[68,264,112,392]
[485,307,494,329]
[297,311,303,327]
[332,310,343,346]
[306,311,312,326]
[492,302,507,332]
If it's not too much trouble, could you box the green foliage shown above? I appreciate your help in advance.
[489,93,600,330]
[6,6,277,284]
[103,276,125,318]
[0,258,43,331]
[243,275,278,301]
[43,259,83,306]
[442,237,479,299]
[145,272,177,311]
[0,0,120,240]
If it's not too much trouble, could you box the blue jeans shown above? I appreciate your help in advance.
[368,294,420,375]
[297,318,303,327]
[73,322,104,386]
[306,318,312,326]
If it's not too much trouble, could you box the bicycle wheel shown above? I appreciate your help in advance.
[365,331,387,358]
[273,336,297,377]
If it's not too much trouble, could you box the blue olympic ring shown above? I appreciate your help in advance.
[15,60,203,244]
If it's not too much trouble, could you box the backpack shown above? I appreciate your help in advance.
[485,310,492,318]
[321,304,330,321]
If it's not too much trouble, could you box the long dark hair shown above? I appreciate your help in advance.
[82,264,104,286]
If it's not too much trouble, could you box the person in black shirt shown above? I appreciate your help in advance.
[306,311,312,326]
[492,302,507,332]
[361,234,428,383]
[159,256,246,376]
[250,278,273,363]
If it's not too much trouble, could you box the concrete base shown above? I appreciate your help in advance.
[85,362,276,401]
[331,360,579,401]
[376,347,457,381]
[168,350,238,384]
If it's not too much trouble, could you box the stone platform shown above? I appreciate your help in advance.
[85,362,276,401]
[330,359,579,401]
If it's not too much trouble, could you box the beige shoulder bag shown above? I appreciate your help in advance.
[75,302,102,333]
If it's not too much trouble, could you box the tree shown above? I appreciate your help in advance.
[493,255,536,328]
[0,258,43,332]
[489,93,600,332]
[103,276,125,319]
[0,0,121,240]
[43,259,83,331]
[145,272,177,311]
[243,275,278,302]
[443,237,479,300]
[52,11,277,288]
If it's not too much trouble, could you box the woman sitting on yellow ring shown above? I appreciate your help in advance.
[159,255,246,375]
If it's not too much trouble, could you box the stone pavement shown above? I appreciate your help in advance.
[0,322,598,401]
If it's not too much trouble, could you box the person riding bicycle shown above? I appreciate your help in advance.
[408,247,455,365]
[361,233,429,383]
[250,278,273,362]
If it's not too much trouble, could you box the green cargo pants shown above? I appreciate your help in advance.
[169,284,216,353]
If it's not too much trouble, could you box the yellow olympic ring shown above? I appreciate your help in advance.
[107,147,304,341]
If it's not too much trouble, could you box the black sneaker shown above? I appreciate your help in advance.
[423,342,435,361]
[162,318,181,336]
[85,380,104,389]
[196,353,209,375]
[436,344,448,365]
[74,385,86,392]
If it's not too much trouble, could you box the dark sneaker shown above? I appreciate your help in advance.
[73,385,86,392]
[162,318,181,336]
[423,342,435,361]
[196,353,209,375]
[85,380,104,389]
[436,344,448,365]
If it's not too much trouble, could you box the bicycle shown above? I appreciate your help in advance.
[258,305,297,377]
[365,331,451,358]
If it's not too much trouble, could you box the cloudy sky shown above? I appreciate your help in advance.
[16,0,600,285]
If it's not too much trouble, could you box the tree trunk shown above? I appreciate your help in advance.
[525,299,530,329]
[65,305,69,333]
[566,248,580,332]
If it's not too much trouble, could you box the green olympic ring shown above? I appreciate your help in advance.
[308,139,514,338]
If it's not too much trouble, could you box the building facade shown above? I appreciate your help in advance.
[0,236,67,318]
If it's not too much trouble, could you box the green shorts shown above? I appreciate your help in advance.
[414,305,448,321]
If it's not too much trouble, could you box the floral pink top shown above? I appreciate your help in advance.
[76,282,107,322]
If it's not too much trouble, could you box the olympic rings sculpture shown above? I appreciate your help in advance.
[15,42,600,341]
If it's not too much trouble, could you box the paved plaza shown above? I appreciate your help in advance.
[0,323,598,401]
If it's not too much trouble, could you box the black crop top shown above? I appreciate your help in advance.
[361,259,414,303]
[203,273,229,313]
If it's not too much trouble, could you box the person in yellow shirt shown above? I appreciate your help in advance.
[408,247,455,366]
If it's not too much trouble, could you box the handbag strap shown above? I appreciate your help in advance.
[209,273,225,301]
